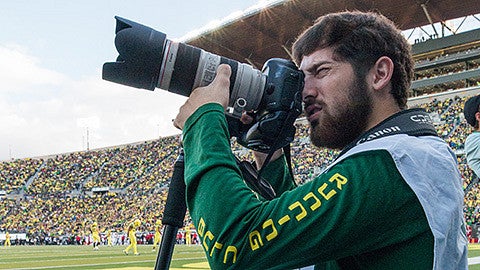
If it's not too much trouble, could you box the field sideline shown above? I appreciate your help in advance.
[0,244,207,270]
[2,244,480,269]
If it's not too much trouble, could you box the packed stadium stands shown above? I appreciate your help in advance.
[2,28,480,246]
[1,92,479,244]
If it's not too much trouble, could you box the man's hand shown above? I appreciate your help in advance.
[173,64,231,130]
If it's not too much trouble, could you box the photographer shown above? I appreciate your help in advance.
[174,11,467,269]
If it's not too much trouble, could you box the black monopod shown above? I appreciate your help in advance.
[153,118,291,269]
[154,148,186,270]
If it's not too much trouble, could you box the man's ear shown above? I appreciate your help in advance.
[369,56,394,91]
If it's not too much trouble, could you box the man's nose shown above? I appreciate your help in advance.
[302,79,317,102]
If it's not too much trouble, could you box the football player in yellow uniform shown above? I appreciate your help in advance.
[4,231,11,247]
[185,225,192,245]
[91,222,101,250]
[105,229,113,247]
[123,219,141,255]
[152,220,162,252]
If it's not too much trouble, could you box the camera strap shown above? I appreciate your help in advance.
[335,108,438,160]
[236,143,296,201]
[236,106,301,199]
[236,156,276,200]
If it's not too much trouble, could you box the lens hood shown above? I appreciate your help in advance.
[102,16,167,90]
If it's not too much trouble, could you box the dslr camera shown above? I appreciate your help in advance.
[103,17,304,152]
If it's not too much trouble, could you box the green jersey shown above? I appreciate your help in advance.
[182,103,466,269]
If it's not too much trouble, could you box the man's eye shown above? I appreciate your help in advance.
[316,68,329,76]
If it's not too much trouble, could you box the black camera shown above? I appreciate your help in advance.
[103,16,304,152]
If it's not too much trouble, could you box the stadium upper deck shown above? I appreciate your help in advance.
[181,0,480,69]
[177,0,480,100]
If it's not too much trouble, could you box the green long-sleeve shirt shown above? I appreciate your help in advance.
[183,103,433,269]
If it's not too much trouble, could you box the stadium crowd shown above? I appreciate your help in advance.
[1,90,480,245]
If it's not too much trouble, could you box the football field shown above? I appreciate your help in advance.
[2,244,480,269]
[0,244,207,270]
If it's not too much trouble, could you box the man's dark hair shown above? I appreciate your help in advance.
[464,95,480,128]
[292,11,413,109]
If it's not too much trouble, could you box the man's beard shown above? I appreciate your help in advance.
[309,75,372,150]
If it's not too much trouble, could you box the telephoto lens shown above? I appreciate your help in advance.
[103,16,266,118]
[103,16,305,153]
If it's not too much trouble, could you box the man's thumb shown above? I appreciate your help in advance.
[213,64,232,86]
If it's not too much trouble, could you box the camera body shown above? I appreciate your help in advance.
[103,17,304,152]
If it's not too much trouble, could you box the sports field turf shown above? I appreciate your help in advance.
[0,244,207,270]
[2,244,480,269]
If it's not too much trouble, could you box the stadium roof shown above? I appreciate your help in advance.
[184,0,480,69]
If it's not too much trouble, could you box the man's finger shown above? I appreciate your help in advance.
[212,64,231,87]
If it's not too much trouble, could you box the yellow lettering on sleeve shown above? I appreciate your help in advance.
[329,173,348,190]
[303,192,321,211]
[197,218,206,237]
[210,241,223,257]
[278,215,291,225]
[318,183,336,200]
[203,231,214,253]
[249,230,264,251]
[224,246,238,264]
[288,201,307,221]
[262,219,278,241]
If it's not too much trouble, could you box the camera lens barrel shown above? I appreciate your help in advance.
[158,40,265,118]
